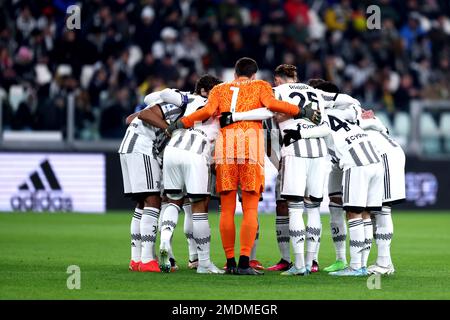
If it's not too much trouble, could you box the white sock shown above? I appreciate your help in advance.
[160,203,180,252]
[183,203,198,261]
[374,206,394,267]
[288,202,305,269]
[314,227,322,262]
[362,218,373,268]
[305,201,321,268]
[329,202,347,263]
[192,213,211,268]
[169,235,176,261]
[348,218,364,270]
[159,202,168,230]
[250,223,259,261]
[276,216,290,262]
[130,208,143,262]
[140,207,160,263]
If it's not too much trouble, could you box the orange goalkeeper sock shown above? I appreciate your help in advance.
[219,190,237,259]
[239,190,260,258]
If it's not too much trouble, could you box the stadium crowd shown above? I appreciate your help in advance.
[1,0,449,139]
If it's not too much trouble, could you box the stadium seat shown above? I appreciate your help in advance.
[420,112,440,138]
[393,112,411,138]
[420,112,441,154]
[440,113,450,153]
[440,113,450,138]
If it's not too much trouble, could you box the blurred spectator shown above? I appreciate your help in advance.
[74,90,95,139]
[0,0,449,141]
[394,73,420,113]
[284,0,309,25]
[151,27,183,61]
[155,54,181,87]
[99,87,130,138]
[134,6,160,54]
[134,52,157,86]
[16,5,36,42]
[35,95,66,131]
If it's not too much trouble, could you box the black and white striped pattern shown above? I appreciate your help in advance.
[304,202,320,209]
[143,207,160,220]
[133,210,142,220]
[126,133,139,153]
[348,219,363,230]
[142,154,155,190]
[306,226,321,236]
[277,236,290,243]
[276,217,289,225]
[287,201,304,209]
[332,234,346,242]
[168,130,210,156]
[194,236,211,245]
[141,234,157,242]
[287,138,328,158]
[348,220,364,249]
[289,229,305,237]
[119,131,140,154]
[329,203,343,209]
[374,232,393,240]
[185,232,194,239]
[118,131,130,153]
[192,214,208,221]
[343,169,351,204]
[348,141,380,167]
[131,233,141,241]
[349,239,366,247]
[381,153,391,200]
[161,220,177,229]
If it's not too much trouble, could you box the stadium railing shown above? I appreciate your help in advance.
[1,95,450,158]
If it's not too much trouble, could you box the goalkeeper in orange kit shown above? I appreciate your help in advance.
[166,57,320,275]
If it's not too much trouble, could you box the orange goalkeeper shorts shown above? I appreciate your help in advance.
[216,161,264,194]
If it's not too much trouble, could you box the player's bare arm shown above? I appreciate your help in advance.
[138,105,169,130]
[126,112,140,125]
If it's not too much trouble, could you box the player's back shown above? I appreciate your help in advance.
[274,82,328,158]
[215,79,269,121]
[168,94,219,159]
[323,112,381,170]
[213,78,269,162]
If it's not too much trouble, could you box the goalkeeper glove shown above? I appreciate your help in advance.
[295,103,321,125]
[219,112,234,128]
[165,119,185,137]
[282,128,302,146]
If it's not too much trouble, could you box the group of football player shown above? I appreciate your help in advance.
[119,57,405,277]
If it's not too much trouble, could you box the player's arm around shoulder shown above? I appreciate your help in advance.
[181,85,221,128]
[138,105,168,130]
[258,80,300,116]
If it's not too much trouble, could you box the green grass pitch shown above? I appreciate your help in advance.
[1,211,450,300]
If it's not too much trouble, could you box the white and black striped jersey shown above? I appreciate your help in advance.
[322,112,382,171]
[274,83,328,158]
[118,101,184,156]
[360,117,402,155]
[167,94,219,160]
[263,117,282,170]
[319,91,361,111]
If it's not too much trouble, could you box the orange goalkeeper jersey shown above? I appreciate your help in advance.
[181,77,300,162]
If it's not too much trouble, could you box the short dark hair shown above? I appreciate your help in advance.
[194,74,222,95]
[274,64,297,80]
[235,57,258,77]
[315,81,340,93]
[306,78,326,88]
